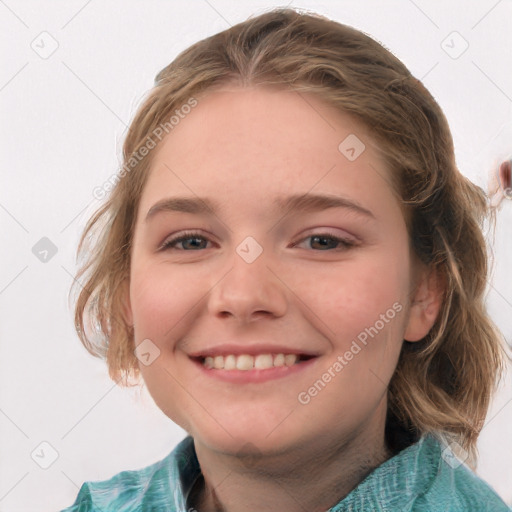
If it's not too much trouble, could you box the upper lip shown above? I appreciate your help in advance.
[187,344,321,358]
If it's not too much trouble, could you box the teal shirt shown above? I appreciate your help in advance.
[61,434,510,512]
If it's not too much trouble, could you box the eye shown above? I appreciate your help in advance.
[159,231,211,251]
[159,231,357,252]
[292,232,357,251]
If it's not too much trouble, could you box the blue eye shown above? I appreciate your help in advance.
[160,231,210,251]
[294,233,356,251]
[159,231,357,251]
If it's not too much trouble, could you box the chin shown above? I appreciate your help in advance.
[189,416,307,459]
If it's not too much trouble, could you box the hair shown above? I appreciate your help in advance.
[71,7,510,468]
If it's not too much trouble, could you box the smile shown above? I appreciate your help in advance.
[200,353,315,370]
[189,352,319,383]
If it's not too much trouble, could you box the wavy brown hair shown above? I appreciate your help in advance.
[71,7,510,467]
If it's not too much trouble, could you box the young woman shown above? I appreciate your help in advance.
[63,7,510,511]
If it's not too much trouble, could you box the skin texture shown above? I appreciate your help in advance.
[122,86,443,512]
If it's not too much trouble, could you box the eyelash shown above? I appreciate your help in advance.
[159,230,358,252]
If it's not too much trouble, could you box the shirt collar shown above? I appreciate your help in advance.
[168,434,441,511]
[169,436,202,510]
[329,434,440,511]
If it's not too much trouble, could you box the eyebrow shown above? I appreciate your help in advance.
[145,193,376,222]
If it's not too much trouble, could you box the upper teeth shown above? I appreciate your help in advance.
[203,353,299,370]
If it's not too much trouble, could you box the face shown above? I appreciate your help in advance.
[124,85,428,458]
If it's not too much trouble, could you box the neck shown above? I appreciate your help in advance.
[189,423,392,512]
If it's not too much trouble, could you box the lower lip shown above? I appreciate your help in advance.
[191,357,319,383]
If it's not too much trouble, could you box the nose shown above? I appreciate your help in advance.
[206,243,288,324]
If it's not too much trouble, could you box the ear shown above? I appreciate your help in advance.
[119,279,133,327]
[403,264,445,342]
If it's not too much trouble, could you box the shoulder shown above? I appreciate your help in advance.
[59,436,196,512]
[410,435,510,512]
[330,433,510,512]
[420,461,510,511]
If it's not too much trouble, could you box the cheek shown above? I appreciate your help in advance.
[292,259,407,410]
[293,253,408,344]
[129,263,204,339]
[129,264,202,429]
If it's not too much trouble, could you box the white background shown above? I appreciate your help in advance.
[1,1,511,510]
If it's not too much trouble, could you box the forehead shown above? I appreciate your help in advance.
[140,86,398,220]
[153,85,371,165]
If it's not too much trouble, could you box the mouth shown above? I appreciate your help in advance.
[187,344,322,383]
[191,353,317,371]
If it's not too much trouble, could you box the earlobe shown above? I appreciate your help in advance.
[403,267,445,342]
